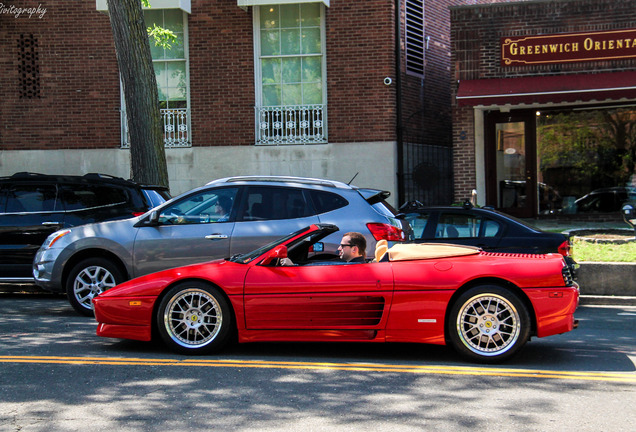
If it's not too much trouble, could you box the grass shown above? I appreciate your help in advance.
[572,238,636,262]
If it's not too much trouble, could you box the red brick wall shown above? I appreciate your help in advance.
[451,0,636,202]
[0,1,120,150]
[0,0,403,151]
[187,1,255,146]
[326,0,397,142]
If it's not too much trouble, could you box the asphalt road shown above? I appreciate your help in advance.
[0,293,634,431]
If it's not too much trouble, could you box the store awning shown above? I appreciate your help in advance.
[456,71,636,106]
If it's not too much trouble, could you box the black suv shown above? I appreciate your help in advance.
[0,172,170,283]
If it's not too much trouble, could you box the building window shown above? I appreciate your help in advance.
[18,34,41,99]
[405,0,425,78]
[254,3,327,145]
[122,9,190,148]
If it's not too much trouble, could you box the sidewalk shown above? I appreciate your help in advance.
[523,217,636,306]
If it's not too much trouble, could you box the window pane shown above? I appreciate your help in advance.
[165,40,184,59]
[167,85,186,102]
[281,29,300,55]
[301,56,321,82]
[167,62,186,90]
[261,58,281,84]
[301,3,321,26]
[301,28,321,54]
[244,186,308,220]
[261,30,280,56]
[144,10,162,27]
[149,36,164,59]
[7,186,59,213]
[303,83,322,105]
[260,5,278,29]
[282,84,301,105]
[282,58,301,84]
[159,188,237,224]
[280,4,300,28]
[163,10,183,33]
[436,214,479,239]
[310,190,348,214]
[404,213,430,239]
[483,220,501,237]
[263,84,281,106]
[154,63,167,100]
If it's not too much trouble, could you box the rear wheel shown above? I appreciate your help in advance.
[157,282,232,355]
[66,257,125,316]
[448,285,530,363]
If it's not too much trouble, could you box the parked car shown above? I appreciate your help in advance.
[34,176,408,315]
[93,223,579,363]
[0,172,169,283]
[400,201,573,256]
[572,186,636,213]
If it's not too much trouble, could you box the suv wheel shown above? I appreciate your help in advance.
[66,258,125,316]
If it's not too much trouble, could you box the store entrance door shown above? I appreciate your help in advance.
[485,111,537,218]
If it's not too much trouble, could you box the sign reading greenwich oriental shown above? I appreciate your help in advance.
[501,29,636,66]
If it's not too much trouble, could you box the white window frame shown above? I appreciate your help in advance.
[121,9,191,148]
[252,3,328,145]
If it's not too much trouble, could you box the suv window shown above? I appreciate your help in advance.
[243,186,311,221]
[6,184,61,213]
[61,184,129,211]
[310,190,348,214]
[159,187,238,224]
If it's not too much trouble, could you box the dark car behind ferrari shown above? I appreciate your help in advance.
[401,202,573,257]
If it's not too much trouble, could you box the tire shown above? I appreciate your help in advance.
[157,282,232,355]
[447,285,530,363]
[66,257,125,317]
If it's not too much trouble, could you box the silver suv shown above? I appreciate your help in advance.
[34,176,408,315]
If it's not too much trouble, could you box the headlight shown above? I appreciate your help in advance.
[43,230,71,249]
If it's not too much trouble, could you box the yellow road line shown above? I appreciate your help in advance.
[1,355,635,383]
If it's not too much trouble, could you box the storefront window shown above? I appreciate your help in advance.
[537,106,636,214]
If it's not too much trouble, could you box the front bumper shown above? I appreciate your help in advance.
[32,247,65,292]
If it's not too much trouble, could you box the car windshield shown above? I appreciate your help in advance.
[227,227,310,264]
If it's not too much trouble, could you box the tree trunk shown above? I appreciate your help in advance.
[106,0,169,189]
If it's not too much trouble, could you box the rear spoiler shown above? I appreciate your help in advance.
[358,188,391,205]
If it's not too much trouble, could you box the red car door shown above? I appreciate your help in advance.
[243,262,394,331]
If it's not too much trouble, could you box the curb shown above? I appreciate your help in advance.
[579,295,636,306]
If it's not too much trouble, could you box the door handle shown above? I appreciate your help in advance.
[205,234,228,240]
[42,222,61,226]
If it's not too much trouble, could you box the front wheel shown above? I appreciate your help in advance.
[157,282,232,355]
[66,257,125,316]
[447,285,530,363]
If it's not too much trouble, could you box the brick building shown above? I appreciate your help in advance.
[451,0,636,218]
[1,0,468,205]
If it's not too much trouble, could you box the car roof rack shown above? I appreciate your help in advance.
[207,176,352,189]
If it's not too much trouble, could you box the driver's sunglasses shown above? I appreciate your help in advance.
[339,244,354,248]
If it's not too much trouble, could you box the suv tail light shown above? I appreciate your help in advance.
[558,240,571,257]
[366,223,405,241]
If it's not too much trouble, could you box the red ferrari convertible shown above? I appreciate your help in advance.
[93,224,579,363]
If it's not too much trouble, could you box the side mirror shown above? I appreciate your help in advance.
[260,245,288,266]
[148,210,159,225]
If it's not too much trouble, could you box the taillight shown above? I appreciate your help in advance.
[558,240,571,257]
[366,223,405,241]
[132,212,145,217]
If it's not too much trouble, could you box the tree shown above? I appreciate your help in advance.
[106,0,169,189]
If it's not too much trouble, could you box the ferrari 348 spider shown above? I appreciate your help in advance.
[93,224,579,363]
